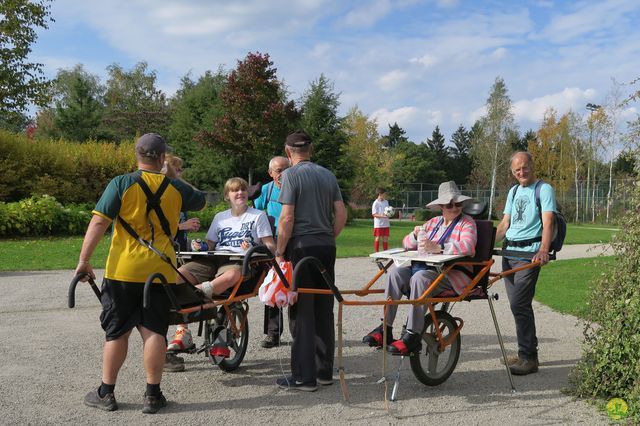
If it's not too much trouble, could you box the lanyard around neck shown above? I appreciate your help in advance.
[428,215,461,246]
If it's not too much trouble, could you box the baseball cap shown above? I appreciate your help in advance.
[135,133,169,158]
[285,130,312,147]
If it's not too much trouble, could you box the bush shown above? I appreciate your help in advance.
[413,208,438,222]
[0,195,92,237]
[0,130,135,204]
[568,179,640,422]
[189,201,228,230]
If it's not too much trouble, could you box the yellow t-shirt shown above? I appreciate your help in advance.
[93,170,205,283]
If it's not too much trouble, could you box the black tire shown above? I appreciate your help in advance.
[205,303,249,372]
[409,310,461,386]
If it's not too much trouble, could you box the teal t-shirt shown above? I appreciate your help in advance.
[504,180,556,253]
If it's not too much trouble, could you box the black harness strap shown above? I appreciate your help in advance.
[133,173,173,241]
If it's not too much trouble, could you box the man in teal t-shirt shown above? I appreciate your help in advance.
[253,156,289,348]
[496,151,557,376]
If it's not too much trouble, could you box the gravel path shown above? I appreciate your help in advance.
[0,244,611,424]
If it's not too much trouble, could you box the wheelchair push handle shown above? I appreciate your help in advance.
[143,272,169,310]
[68,273,101,308]
[292,256,344,303]
[241,244,274,277]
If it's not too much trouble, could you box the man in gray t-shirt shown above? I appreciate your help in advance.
[275,130,347,391]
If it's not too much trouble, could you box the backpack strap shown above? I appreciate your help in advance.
[132,172,173,240]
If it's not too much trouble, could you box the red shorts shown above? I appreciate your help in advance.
[373,227,389,237]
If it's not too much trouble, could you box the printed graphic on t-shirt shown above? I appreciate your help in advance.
[512,195,530,228]
[218,221,255,247]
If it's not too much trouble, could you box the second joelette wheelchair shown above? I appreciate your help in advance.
[289,212,546,401]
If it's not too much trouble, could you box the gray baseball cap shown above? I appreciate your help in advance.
[135,133,169,158]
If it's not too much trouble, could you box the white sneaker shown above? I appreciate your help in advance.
[167,328,194,351]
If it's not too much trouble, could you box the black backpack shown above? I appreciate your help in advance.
[508,180,567,254]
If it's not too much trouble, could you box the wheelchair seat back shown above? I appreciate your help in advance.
[467,219,496,297]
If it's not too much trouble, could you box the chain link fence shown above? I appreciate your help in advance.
[392,179,633,223]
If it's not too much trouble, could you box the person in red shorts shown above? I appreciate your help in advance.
[371,187,390,251]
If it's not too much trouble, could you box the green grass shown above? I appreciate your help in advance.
[535,256,615,318]
[0,219,617,271]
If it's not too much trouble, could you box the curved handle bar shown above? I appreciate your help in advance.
[143,272,168,310]
[292,256,343,303]
[242,244,274,277]
[68,273,101,308]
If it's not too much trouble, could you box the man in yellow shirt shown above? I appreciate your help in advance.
[74,133,205,413]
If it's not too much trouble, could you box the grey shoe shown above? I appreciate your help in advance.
[316,377,333,386]
[84,388,118,411]
[276,376,318,392]
[509,358,539,375]
[142,392,167,414]
[164,352,185,372]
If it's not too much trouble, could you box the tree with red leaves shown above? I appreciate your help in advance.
[198,52,300,184]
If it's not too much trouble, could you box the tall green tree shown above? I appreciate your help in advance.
[198,52,300,184]
[426,125,449,171]
[0,0,53,130]
[382,122,409,149]
[470,77,517,219]
[168,69,228,189]
[101,61,171,141]
[449,124,472,184]
[299,74,350,189]
[36,64,105,141]
[391,139,445,189]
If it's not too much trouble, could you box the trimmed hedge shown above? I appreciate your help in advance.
[0,130,136,204]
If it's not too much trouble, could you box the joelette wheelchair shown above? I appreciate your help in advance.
[69,245,285,372]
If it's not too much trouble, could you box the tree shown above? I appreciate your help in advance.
[168,69,228,190]
[36,64,105,141]
[390,139,445,191]
[0,0,53,130]
[382,122,408,149]
[341,107,390,203]
[470,77,517,219]
[198,52,300,184]
[517,129,536,151]
[299,74,350,188]
[101,62,172,141]
[449,124,472,184]
[426,125,448,169]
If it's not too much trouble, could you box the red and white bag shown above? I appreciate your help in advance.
[258,261,297,307]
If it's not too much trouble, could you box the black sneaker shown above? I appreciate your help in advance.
[362,324,393,348]
[84,388,118,411]
[276,376,318,392]
[260,335,280,349]
[142,392,167,414]
[164,352,185,372]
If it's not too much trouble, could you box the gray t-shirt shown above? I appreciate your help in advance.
[278,161,343,241]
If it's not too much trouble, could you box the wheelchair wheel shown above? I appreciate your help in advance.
[409,310,461,386]
[205,302,249,372]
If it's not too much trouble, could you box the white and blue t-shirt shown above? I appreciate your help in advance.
[206,207,272,251]
[504,180,556,253]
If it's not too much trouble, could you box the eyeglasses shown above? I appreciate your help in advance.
[272,168,286,173]
[511,166,530,174]
[442,202,463,209]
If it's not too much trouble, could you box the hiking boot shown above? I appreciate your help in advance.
[500,354,520,366]
[362,324,393,348]
[164,352,185,372]
[167,328,195,352]
[387,330,422,355]
[276,376,318,392]
[84,388,118,411]
[142,392,167,414]
[260,335,280,349]
[509,357,539,375]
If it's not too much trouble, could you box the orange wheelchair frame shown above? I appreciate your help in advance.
[289,219,546,401]
[69,245,285,372]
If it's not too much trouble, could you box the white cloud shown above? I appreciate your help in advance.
[513,87,597,123]
[410,53,439,68]
[491,47,507,60]
[340,0,391,27]
[435,0,459,7]
[377,70,408,91]
[370,106,442,136]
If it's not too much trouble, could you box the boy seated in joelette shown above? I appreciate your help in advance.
[167,177,275,358]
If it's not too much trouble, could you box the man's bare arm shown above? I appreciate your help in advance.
[276,204,295,259]
[333,201,347,238]
[74,214,112,280]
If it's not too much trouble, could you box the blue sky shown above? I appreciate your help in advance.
[32,0,640,143]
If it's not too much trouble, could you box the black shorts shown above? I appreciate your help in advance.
[99,278,171,341]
